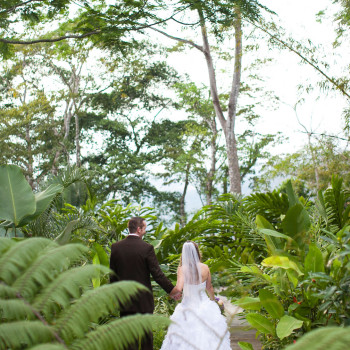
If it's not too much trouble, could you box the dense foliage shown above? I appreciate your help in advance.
[1,164,350,349]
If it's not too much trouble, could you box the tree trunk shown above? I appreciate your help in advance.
[206,119,217,205]
[151,7,243,194]
[75,113,81,167]
[25,124,34,189]
[223,167,229,194]
[51,149,61,175]
[72,66,81,167]
[198,8,242,194]
[180,163,191,227]
[307,133,320,192]
[226,10,242,193]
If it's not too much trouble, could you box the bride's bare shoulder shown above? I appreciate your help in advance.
[200,263,210,277]
[200,263,209,270]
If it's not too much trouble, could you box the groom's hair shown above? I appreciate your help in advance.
[128,217,145,233]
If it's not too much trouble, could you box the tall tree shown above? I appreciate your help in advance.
[82,43,180,208]
[147,1,268,194]
[174,81,219,205]
[0,47,58,187]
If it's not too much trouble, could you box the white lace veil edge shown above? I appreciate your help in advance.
[181,242,202,286]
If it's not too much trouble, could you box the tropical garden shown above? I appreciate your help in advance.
[1,0,350,349]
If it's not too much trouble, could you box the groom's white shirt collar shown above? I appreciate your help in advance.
[129,233,142,239]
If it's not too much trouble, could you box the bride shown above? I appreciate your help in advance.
[160,241,231,350]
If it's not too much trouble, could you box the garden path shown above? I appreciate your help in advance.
[219,295,262,350]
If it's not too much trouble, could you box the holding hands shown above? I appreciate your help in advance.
[170,286,182,301]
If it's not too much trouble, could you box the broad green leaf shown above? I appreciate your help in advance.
[259,289,284,319]
[0,165,36,226]
[304,244,324,274]
[18,184,64,226]
[234,297,261,311]
[284,326,350,350]
[256,215,281,253]
[245,313,275,335]
[286,269,299,288]
[238,342,254,350]
[262,256,303,275]
[240,265,262,275]
[260,229,293,240]
[285,180,299,207]
[256,215,274,230]
[150,239,162,249]
[92,243,109,267]
[282,204,310,247]
[92,253,100,288]
[276,315,303,340]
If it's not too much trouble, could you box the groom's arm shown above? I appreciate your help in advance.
[146,245,174,294]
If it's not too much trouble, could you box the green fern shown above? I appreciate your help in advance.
[0,238,52,285]
[0,238,15,255]
[32,265,109,319]
[0,237,170,350]
[70,314,169,350]
[28,345,66,350]
[13,243,88,300]
[55,281,151,343]
[0,299,35,321]
[0,321,54,348]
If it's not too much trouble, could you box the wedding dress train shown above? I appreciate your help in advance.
[160,281,231,350]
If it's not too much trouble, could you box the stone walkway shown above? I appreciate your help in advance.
[219,295,262,350]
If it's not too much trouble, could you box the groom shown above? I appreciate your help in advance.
[110,216,181,350]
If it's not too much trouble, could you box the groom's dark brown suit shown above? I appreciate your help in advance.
[110,234,175,349]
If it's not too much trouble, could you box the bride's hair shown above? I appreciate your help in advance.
[180,241,202,285]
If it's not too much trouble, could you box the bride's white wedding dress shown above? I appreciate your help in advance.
[160,280,231,350]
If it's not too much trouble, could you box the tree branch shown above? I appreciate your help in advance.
[249,20,350,100]
[149,27,204,52]
[0,30,101,45]
[0,0,44,15]
[198,9,226,129]
[299,130,349,141]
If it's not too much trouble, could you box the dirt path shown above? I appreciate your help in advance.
[219,295,262,350]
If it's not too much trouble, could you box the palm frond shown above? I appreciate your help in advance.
[25,205,57,238]
[0,238,53,285]
[13,244,88,300]
[244,191,289,224]
[33,265,110,319]
[0,321,54,349]
[0,299,35,321]
[55,281,149,343]
[70,314,170,350]
[319,175,350,231]
[47,164,89,190]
